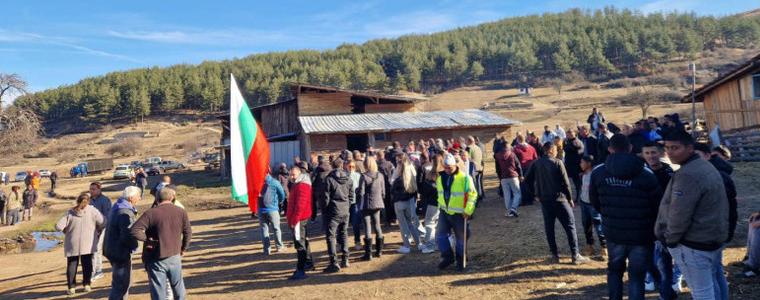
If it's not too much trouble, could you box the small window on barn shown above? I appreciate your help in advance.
[753,73,760,100]
[375,132,387,141]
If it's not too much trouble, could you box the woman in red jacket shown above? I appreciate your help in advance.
[285,166,314,280]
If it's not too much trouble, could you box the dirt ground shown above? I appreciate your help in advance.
[0,82,756,299]
[0,161,758,300]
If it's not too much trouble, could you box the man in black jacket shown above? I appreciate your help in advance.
[322,158,354,273]
[563,129,585,200]
[641,141,679,299]
[104,186,141,300]
[695,142,737,243]
[590,134,661,300]
[376,150,396,226]
[595,123,612,165]
[311,159,332,221]
[526,142,590,265]
[578,126,598,159]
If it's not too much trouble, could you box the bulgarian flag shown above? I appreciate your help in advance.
[229,74,270,213]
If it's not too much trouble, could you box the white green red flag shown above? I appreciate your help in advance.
[229,74,270,213]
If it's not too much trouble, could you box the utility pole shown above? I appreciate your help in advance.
[690,62,697,135]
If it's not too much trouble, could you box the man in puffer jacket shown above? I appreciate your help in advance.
[285,166,313,280]
[322,159,354,273]
[258,173,286,255]
[590,134,661,300]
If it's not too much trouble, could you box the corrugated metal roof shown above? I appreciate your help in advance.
[299,109,519,134]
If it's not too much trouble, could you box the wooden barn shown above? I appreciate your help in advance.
[218,83,518,178]
[686,53,760,132]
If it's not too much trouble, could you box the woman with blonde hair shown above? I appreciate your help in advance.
[56,192,105,296]
[390,153,423,254]
[357,156,386,260]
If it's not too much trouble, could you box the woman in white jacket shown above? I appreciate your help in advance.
[56,192,105,296]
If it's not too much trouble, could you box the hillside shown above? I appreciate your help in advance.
[14,7,760,129]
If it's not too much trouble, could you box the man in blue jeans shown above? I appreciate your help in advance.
[657,130,729,300]
[131,188,192,300]
[525,143,589,265]
[590,134,662,300]
[258,173,287,255]
[642,141,681,299]
[103,186,141,300]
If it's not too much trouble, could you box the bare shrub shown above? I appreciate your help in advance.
[105,137,143,157]
[0,107,42,158]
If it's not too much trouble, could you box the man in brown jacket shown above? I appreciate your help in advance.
[131,188,192,300]
[656,130,728,300]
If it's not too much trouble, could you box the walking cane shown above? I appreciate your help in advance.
[462,215,468,269]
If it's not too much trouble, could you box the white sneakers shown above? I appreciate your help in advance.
[421,245,436,254]
[83,285,92,292]
[644,281,655,292]
[67,288,76,296]
[397,246,411,254]
[672,278,684,293]
[91,272,104,281]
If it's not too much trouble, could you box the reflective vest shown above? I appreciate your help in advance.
[436,171,478,216]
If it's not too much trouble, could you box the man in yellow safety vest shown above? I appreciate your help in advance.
[436,153,477,271]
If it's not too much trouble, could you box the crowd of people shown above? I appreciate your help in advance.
[256,106,757,300]
[53,175,191,299]
[257,136,485,279]
[10,105,760,299]
[0,170,45,226]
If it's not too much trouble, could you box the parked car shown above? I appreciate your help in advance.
[129,160,143,169]
[113,165,133,180]
[144,163,161,176]
[15,171,28,182]
[38,169,52,178]
[159,160,186,172]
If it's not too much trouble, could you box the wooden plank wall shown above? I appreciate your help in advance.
[365,103,418,113]
[308,134,347,155]
[260,101,300,136]
[704,73,760,131]
[298,91,352,116]
[306,126,513,158]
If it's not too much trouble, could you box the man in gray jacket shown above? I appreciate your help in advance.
[89,182,112,280]
[656,130,729,300]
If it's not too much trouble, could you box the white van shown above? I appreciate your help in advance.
[144,157,162,165]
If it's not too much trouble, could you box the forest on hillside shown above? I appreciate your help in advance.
[14,7,760,125]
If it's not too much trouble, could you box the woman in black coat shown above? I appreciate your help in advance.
[357,157,386,260]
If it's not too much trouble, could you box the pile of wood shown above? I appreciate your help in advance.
[723,129,760,162]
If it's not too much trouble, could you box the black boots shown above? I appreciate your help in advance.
[340,255,350,268]
[362,238,373,261]
[324,258,340,273]
[374,236,384,258]
[438,255,455,270]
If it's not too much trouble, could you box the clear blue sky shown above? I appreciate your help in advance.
[1,0,757,97]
